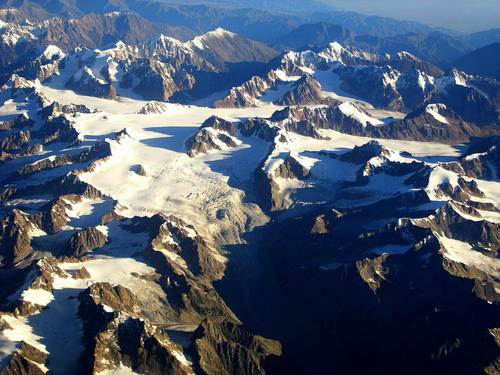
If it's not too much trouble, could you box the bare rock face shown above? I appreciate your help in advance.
[186,116,239,157]
[335,64,404,109]
[396,70,437,109]
[38,101,91,120]
[267,106,328,140]
[190,319,282,375]
[121,58,194,102]
[0,341,48,375]
[0,209,39,265]
[356,254,389,291]
[35,197,71,234]
[213,75,270,108]
[81,283,140,316]
[77,283,193,375]
[66,227,108,257]
[274,153,311,180]
[254,168,287,212]
[391,103,483,143]
[240,118,280,142]
[3,257,66,317]
[16,139,111,177]
[72,266,91,279]
[66,66,117,100]
[443,81,500,127]
[310,215,329,234]
[200,116,237,135]
[12,45,65,82]
[30,257,67,291]
[0,130,31,153]
[340,140,391,165]
[441,139,499,180]
[137,101,169,114]
[33,115,80,146]
[416,203,500,257]
[274,74,335,106]
[134,164,147,176]
[0,113,35,130]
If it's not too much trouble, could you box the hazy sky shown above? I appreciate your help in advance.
[322,0,500,33]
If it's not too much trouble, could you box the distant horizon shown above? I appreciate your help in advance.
[320,0,500,33]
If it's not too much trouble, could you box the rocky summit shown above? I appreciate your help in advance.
[0,1,499,375]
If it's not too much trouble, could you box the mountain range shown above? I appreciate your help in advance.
[0,2,499,375]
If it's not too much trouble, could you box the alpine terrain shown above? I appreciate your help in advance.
[0,1,499,374]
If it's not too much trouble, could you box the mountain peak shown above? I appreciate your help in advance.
[190,28,237,50]
[208,27,237,38]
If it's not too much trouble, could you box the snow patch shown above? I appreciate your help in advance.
[338,102,384,127]
[425,104,449,124]
[20,288,54,306]
[97,362,140,375]
[438,236,500,276]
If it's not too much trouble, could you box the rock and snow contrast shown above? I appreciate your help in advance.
[0,7,499,375]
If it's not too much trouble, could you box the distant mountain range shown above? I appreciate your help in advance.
[0,0,471,41]
[453,42,500,80]
[462,28,500,48]
[1,0,497,71]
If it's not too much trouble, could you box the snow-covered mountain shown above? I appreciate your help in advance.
[214,42,500,130]
[0,14,499,375]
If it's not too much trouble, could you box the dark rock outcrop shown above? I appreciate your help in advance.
[0,341,47,375]
[186,116,238,157]
[273,74,334,106]
[66,227,108,257]
[274,153,311,180]
[191,319,282,375]
[66,66,117,100]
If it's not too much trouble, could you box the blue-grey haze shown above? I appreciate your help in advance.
[321,0,500,32]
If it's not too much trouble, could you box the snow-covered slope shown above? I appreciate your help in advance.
[0,15,499,375]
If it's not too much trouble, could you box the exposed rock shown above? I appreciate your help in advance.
[0,114,34,131]
[38,101,91,121]
[340,140,391,165]
[415,203,500,256]
[442,141,499,180]
[18,341,47,364]
[121,58,194,102]
[2,257,66,317]
[66,227,108,257]
[11,45,65,82]
[335,64,403,109]
[66,66,117,100]
[200,116,237,135]
[77,283,193,375]
[254,167,287,212]
[190,319,282,375]
[274,153,311,180]
[0,209,40,265]
[0,131,30,153]
[134,164,147,176]
[186,116,239,157]
[80,283,140,316]
[273,74,336,106]
[355,254,389,291]
[213,74,270,108]
[35,197,71,234]
[311,215,329,234]
[15,139,111,177]
[30,257,67,291]
[34,115,80,145]
[0,341,47,375]
[137,101,169,114]
[72,266,91,280]
[240,118,280,142]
